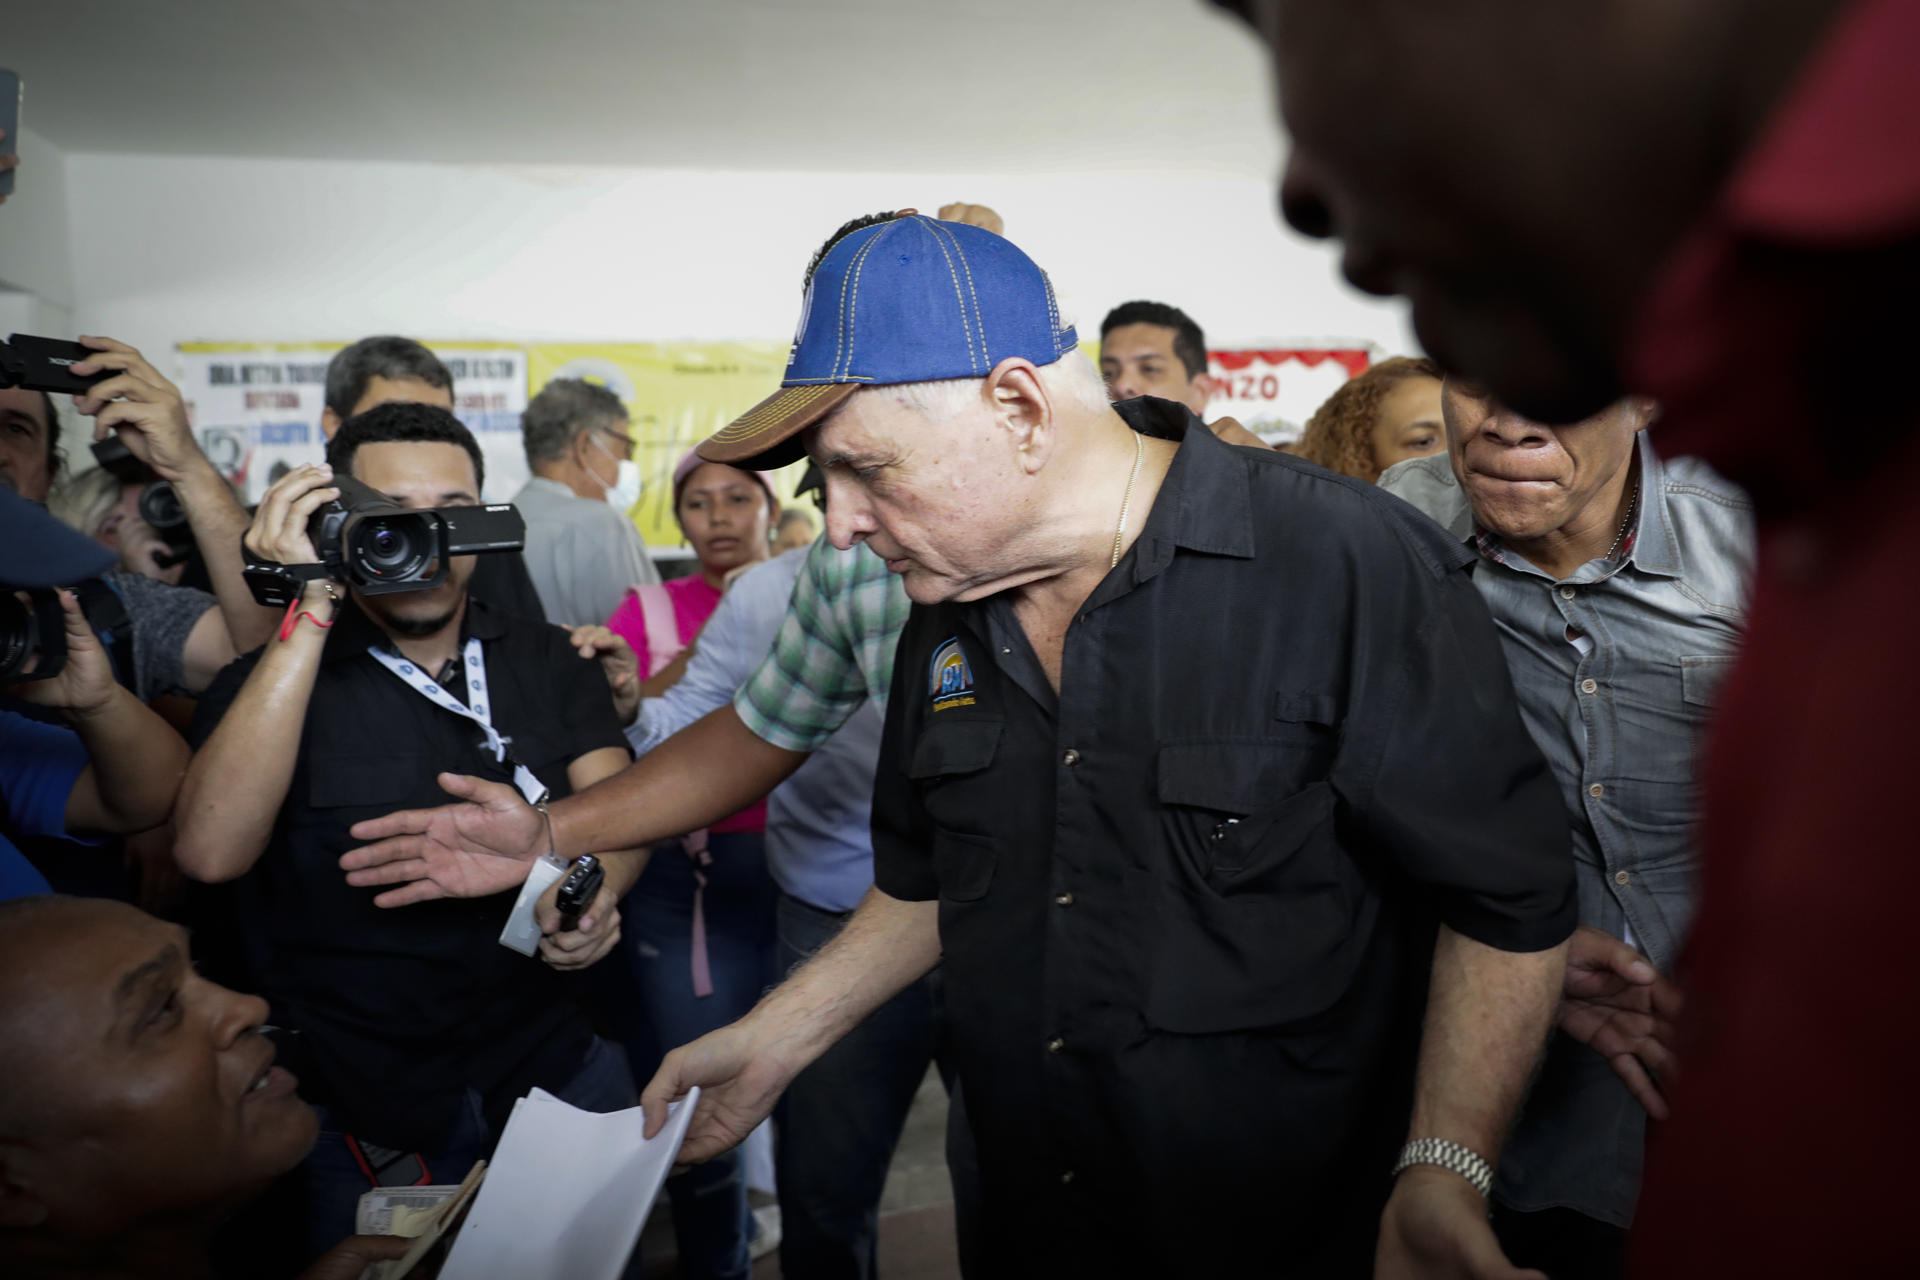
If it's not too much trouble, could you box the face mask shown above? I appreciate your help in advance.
[593,435,644,514]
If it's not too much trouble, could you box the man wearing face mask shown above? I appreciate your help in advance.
[510,378,660,628]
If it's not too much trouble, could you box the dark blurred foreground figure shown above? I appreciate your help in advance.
[0,897,407,1280]
[1219,0,1916,1270]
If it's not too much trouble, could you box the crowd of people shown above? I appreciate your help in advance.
[4,0,1915,1275]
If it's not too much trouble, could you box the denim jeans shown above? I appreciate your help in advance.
[624,830,778,1280]
[772,890,980,1280]
[300,1034,634,1265]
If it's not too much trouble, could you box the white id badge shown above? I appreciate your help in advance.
[498,856,567,957]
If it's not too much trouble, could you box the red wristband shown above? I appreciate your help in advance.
[278,591,337,641]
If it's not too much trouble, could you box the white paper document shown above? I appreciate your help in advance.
[438,1086,698,1280]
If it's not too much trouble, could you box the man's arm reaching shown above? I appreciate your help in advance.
[638,887,940,1162]
[1376,927,1566,1280]
[343,703,808,906]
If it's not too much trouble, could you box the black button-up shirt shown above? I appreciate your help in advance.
[190,596,629,1150]
[872,398,1576,1276]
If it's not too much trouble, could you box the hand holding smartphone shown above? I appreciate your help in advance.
[554,855,605,933]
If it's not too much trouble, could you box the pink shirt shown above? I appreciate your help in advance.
[608,574,766,835]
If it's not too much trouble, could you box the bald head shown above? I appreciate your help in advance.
[0,897,315,1254]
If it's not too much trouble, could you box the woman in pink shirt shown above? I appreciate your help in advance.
[605,450,777,1278]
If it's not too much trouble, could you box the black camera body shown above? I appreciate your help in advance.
[241,475,525,608]
[0,333,112,396]
[91,437,194,560]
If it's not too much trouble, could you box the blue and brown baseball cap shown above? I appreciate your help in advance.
[698,215,1079,469]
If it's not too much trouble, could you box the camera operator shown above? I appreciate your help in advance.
[170,401,638,1260]
[0,491,191,901]
[48,466,190,586]
[68,337,283,661]
[319,335,548,623]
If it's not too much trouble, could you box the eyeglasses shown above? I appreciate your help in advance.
[595,429,637,462]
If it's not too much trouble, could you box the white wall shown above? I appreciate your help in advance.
[0,125,74,307]
[63,153,1417,369]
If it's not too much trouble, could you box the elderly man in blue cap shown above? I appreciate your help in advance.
[352,217,1577,1278]
[668,216,1583,1278]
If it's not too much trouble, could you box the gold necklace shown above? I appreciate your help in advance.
[1111,431,1145,569]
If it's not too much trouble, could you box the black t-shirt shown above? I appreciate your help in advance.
[470,550,548,624]
[872,398,1576,1276]
[190,596,628,1150]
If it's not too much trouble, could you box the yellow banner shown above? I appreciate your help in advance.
[526,343,808,550]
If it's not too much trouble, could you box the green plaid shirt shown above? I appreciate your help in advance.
[734,539,910,751]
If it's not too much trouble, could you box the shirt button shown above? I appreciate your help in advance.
[1580,678,1598,694]
[1588,783,1605,799]
[1046,1036,1065,1054]
[1060,1170,1077,1185]
[1559,585,1577,601]
[1615,870,1632,886]
[1054,891,1075,907]
[1062,749,1080,767]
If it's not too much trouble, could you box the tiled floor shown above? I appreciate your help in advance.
[647,1068,961,1279]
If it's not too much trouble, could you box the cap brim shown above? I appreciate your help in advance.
[0,488,115,587]
[697,382,860,470]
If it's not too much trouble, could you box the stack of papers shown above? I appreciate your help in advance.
[438,1087,699,1280]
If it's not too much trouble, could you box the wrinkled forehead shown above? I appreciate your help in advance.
[0,385,52,436]
[0,903,180,1103]
[808,389,935,463]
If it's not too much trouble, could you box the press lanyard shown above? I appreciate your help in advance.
[368,636,547,806]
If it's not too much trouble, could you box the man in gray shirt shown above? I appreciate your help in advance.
[1381,385,1753,1280]
[512,378,660,626]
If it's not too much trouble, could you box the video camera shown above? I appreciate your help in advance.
[0,580,133,686]
[241,474,525,608]
[91,437,195,568]
[0,333,111,396]
[0,589,67,683]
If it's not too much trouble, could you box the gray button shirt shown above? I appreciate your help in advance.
[509,476,660,628]
[1381,434,1754,1226]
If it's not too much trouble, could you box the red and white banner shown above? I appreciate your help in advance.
[1206,348,1373,445]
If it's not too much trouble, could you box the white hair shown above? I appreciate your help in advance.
[875,349,1111,423]
[48,466,124,541]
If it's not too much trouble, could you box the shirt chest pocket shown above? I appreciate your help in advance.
[1142,738,1374,1036]
[909,717,1006,903]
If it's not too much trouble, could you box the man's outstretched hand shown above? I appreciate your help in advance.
[1557,924,1684,1119]
[342,772,544,906]
[640,1018,800,1168]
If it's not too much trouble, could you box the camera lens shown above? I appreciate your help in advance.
[139,481,188,531]
[350,516,431,580]
[0,594,32,680]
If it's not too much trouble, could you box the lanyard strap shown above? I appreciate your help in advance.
[368,636,509,762]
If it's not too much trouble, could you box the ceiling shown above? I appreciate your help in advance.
[5,0,1283,175]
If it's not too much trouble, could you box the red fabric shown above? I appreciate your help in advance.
[1207,348,1372,379]
[606,573,766,835]
[1625,0,1920,1271]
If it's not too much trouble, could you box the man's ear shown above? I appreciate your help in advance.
[1187,371,1216,414]
[0,1144,50,1230]
[319,406,342,442]
[985,358,1050,474]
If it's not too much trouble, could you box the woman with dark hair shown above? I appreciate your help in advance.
[1293,356,1447,483]
[603,450,779,1279]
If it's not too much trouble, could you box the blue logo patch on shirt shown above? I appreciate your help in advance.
[928,637,975,712]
